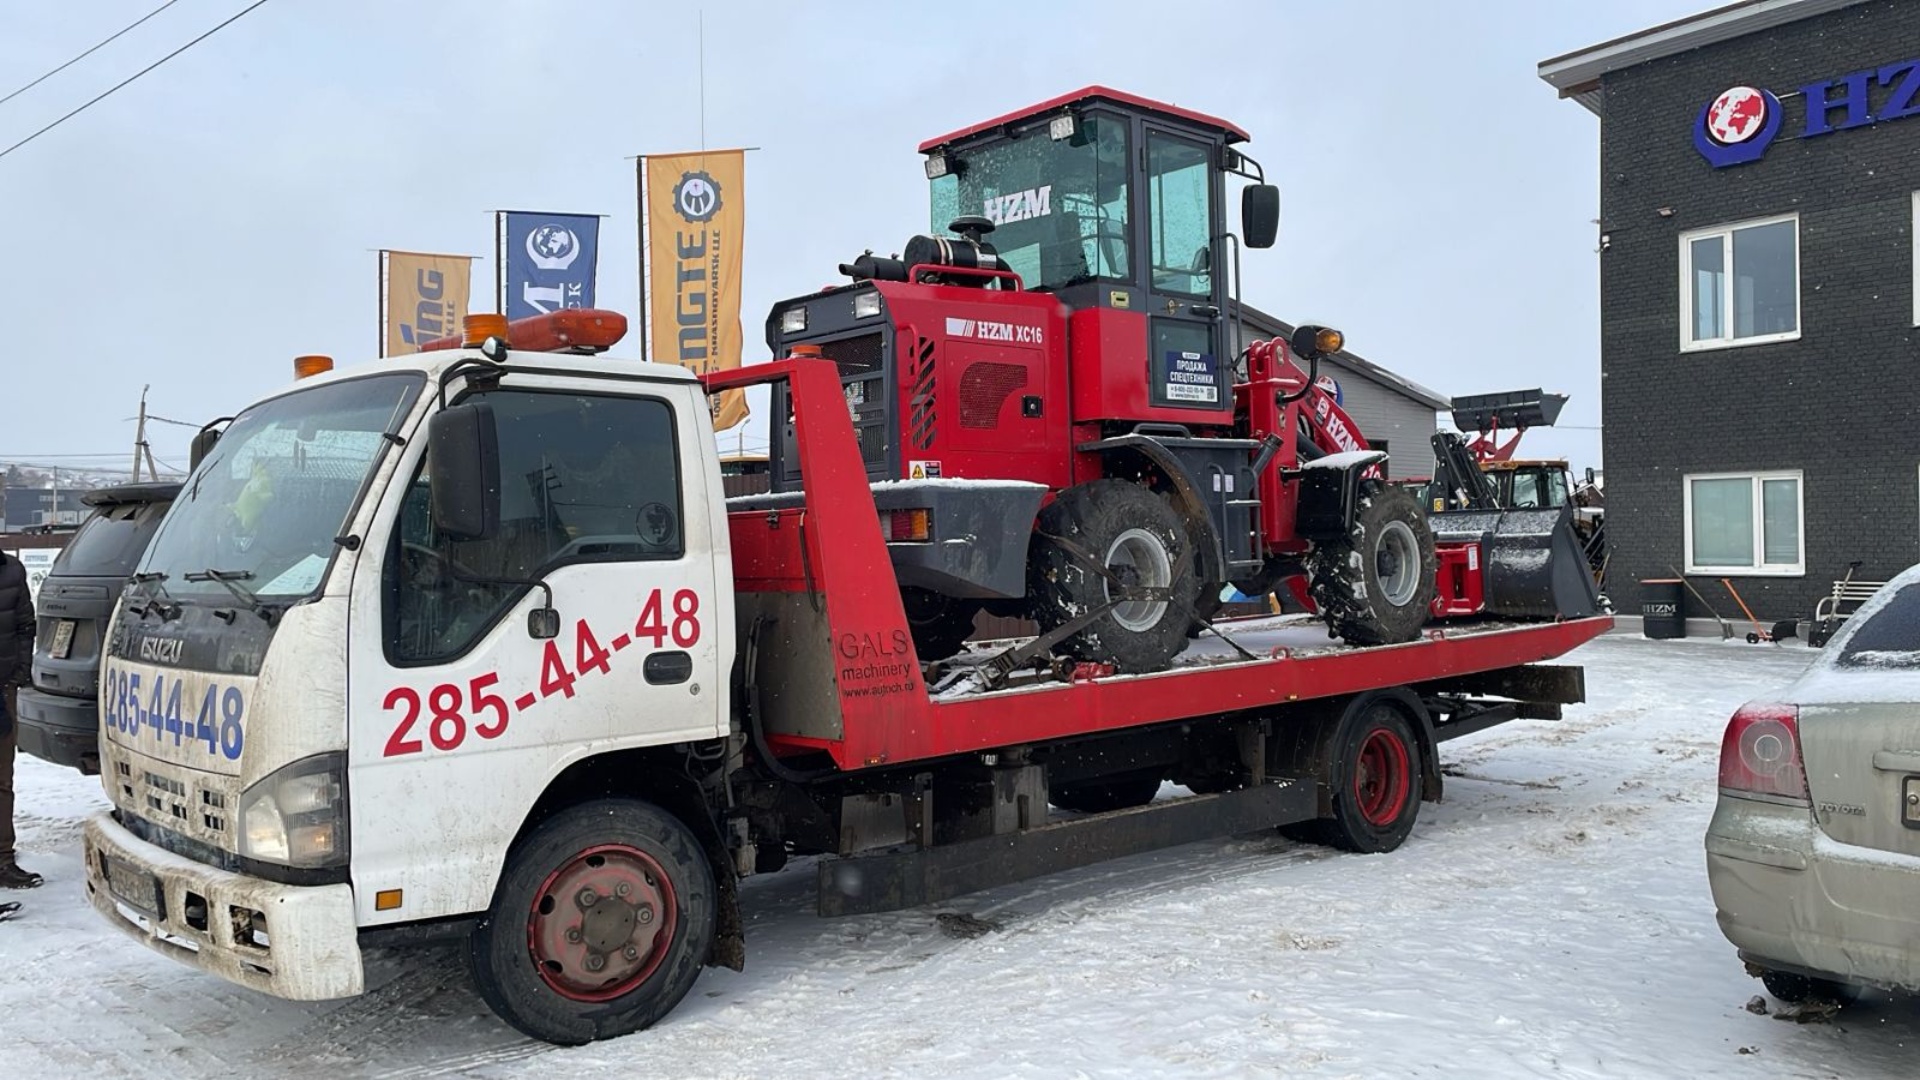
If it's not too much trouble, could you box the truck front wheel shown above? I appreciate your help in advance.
[469,799,716,1045]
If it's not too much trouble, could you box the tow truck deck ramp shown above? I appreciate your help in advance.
[712,358,1610,916]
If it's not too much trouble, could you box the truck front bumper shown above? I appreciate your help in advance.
[83,812,365,1001]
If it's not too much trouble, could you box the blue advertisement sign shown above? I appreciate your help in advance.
[501,211,600,319]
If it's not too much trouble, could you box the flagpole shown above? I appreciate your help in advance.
[636,157,648,364]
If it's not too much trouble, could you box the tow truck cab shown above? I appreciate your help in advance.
[82,332,735,1000]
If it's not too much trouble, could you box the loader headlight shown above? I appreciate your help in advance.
[852,291,883,319]
[780,306,808,334]
[239,752,349,869]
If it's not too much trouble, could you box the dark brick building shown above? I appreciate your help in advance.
[1541,0,1920,627]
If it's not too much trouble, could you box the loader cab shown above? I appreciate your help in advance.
[919,86,1277,422]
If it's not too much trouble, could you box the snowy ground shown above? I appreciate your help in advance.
[6,631,1918,1078]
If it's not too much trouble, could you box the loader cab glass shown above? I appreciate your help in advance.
[928,114,1132,290]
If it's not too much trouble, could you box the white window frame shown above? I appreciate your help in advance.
[1678,212,1801,352]
[1912,192,1919,327]
[1683,469,1806,577]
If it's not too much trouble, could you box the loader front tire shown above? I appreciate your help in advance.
[1030,480,1198,673]
[1306,482,1436,646]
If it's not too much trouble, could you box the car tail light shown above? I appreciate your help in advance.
[1718,701,1810,806]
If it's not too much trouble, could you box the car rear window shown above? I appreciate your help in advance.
[1836,582,1920,669]
[54,500,172,578]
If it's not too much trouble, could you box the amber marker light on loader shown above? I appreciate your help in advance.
[293,355,334,379]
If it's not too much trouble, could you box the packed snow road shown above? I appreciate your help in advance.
[4,632,1916,1078]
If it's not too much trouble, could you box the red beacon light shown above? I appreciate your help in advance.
[417,308,629,355]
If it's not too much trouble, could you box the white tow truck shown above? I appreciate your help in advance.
[81,309,1607,1044]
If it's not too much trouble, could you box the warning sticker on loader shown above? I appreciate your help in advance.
[909,460,942,479]
[1163,351,1219,403]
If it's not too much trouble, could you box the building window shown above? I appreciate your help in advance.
[1684,471,1804,576]
[1912,192,1919,327]
[1679,214,1799,351]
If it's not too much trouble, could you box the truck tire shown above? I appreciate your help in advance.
[1305,483,1436,646]
[1294,703,1421,854]
[468,798,715,1045]
[902,588,979,662]
[1030,480,1198,672]
[1051,771,1163,813]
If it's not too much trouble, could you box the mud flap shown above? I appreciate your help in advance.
[1428,503,1601,620]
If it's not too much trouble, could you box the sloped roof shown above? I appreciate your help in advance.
[1234,303,1450,411]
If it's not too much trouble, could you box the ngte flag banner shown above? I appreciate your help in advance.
[644,150,748,430]
[500,211,600,319]
[381,250,474,357]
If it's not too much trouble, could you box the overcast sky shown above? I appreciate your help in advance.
[2,0,1712,476]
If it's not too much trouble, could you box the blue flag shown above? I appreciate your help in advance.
[501,211,600,319]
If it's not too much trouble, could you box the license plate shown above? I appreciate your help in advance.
[48,619,75,660]
[103,855,162,921]
[1904,776,1920,828]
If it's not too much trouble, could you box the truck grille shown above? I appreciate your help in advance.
[107,744,238,850]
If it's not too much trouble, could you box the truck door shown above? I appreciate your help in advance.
[1142,127,1227,413]
[345,379,725,925]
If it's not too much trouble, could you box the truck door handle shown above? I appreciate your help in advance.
[644,651,694,685]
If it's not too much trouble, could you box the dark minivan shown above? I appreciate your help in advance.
[16,481,180,774]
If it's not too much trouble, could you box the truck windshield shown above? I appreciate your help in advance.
[138,374,424,602]
[929,113,1130,290]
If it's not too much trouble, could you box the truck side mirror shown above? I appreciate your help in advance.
[427,402,501,540]
[189,427,221,471]
[1242,184,1280,249]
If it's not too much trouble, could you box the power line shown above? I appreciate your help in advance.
[0,0,184,108]
[0,0,271,163]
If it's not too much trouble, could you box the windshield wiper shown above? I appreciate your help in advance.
[184,568,279,624]
[127,571,181,621]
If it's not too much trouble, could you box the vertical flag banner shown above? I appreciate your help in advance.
[381,250,474,357]
[644,150,748,430]
[499,211,601,319]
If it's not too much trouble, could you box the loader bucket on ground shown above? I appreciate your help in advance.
[1428,502,1602,620]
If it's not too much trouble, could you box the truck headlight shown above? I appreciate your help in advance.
[239,752,349,869]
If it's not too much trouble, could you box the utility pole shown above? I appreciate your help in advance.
[133,384,152,482]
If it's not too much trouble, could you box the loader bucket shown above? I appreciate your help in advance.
[1428,502,1601,620]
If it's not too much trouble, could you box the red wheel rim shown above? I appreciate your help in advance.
[1354,727,1412,827]
[527,843,678,1003]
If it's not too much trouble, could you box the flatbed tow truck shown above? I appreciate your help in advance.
[77,323,1608,1045]
[79,86,1610,1046]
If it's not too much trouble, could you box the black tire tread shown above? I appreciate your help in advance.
[1305,483,1437,646]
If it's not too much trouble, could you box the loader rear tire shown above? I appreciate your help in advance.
[1305,483,1436,646]
[902,588,979,662]
[1030,480,1198,673]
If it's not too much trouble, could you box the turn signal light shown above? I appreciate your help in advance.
[886,508,931,542]
[1314,328,1344,354]
[375,888,403,911]
[293,355,334,379]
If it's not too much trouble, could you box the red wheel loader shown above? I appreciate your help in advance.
[759,86,1599,671]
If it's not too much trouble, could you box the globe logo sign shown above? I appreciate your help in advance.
[1705,87,1768,144]
[673,171,722,222]
[526,224,580,271]
[1694,85,1782,168]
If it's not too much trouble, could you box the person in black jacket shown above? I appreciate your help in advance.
[0,549,40,889]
